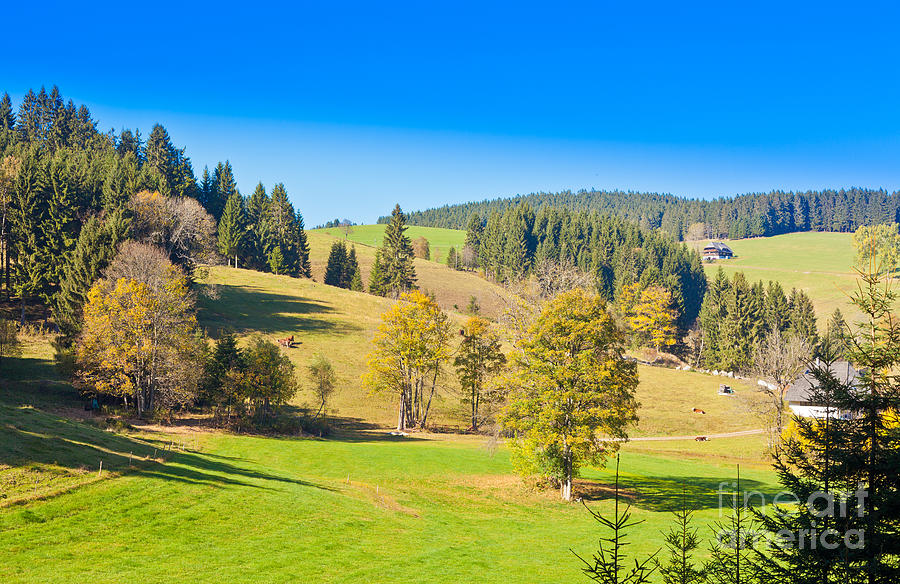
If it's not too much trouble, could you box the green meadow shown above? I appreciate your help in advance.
[1,264,777,583]
[697,231,859,324]
[317,224,467,264]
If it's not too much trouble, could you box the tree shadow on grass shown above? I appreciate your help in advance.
[198,283,361,338]
[578,472,777,512]
[0,404,336,504]
[325,416,432,444]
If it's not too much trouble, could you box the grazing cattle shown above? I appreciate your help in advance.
[692,408,706,414]
[695,436,709,442]
[277,335,295,348]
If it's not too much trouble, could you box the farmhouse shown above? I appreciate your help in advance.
[784,360,861,419]
[702,241,733,260]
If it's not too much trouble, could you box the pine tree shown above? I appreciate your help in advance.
[370,204,416,297]
[705,467,762,584]
[658,489,707,584]
[347,246,363,291]
[294,209,312,277]
[788,288,819,348]
[764,280,790,333]
[718,273,755,372]
[267,245,286,275]
[246,182,270,270]
[54,208,131,338]
[446,246,459,269]
[0,93,15,131]
[209,160,237,221]
[324,240,348,287]
[824,308,850,359]
[574,456,658,583]
[217,190,248,268]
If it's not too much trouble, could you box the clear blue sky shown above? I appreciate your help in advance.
[3,1,900,225]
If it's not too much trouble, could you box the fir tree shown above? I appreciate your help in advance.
[706,467,763,584]
[293,209,311,278]
[370,204,416,297]
[54,208,131,339]
[446,246,459,269]
[824,308,850,359]
[267,245,286,275]
[787,288,819,348]
[0,93,15,131]
[346,245,362,290]
[324,240,348,287]
[658,489,707,584]
[246,182,270,270]
[574,456,659,583]
[217,190,248,268]
[210,160,237,221]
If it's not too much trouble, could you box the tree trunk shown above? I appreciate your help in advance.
[19,294,25,327]
[397,394,406,431]
[562,449,573,501]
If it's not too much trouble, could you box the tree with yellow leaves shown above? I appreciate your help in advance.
[502,289,640,501]
[626,285,678,350]
[362,291,451,430]
[76,243,203,416]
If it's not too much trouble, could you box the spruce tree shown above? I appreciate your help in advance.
[347,246,363,291]
[824,308,850,359]
[705,468,762,584]
[764,280,790,333]
[658,489,707,584]
[246,182,270,270]
[217,190,247,268]
[464,213,484,259]
[324,240,348,287]
[294,209,311,278]
[0,93,15,131]
[699,268,731,369]
[718,273,754,372]
[446,246,459,269]
[788,288,819,348]
[210,160,237,221]
[54,208,131,339]
[370,204,416,297]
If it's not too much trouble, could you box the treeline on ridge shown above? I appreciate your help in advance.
[456,204,707,329]
[390,187,900,240]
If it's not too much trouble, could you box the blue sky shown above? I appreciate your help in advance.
[2,1,900,225]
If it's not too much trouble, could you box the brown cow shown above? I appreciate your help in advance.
[278,335,295,348]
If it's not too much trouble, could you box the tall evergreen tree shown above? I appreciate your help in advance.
[0,93,15,131]
[293,209,311,278]
[245,182,270,270]
[217,190,248,268]
[54,208,131,338]
[324,240,348,287]
[209,160,237,221]
[370,204,416,297]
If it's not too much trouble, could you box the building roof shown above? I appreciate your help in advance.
[784,360,861,403]
[703,241,733,254]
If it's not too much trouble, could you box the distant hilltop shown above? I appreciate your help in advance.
[389,187,898,241]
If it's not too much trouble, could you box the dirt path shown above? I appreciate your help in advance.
[630,428,764,442]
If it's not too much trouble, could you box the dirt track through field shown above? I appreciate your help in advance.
[630,429,764,442]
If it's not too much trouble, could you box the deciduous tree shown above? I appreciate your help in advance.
[502,289,639,501]
[362,291,451,430]
[454,316,506,431]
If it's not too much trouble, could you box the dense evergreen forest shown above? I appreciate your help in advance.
[458,204,707,329]
[0,86,310,331]
[391,187,900,240]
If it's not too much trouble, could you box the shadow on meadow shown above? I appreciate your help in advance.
[198,283,361,338]
[580,471,776,513]
[0,405,336,503]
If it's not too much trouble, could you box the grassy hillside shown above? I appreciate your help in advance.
[307,229,506,319]
[0,266,776,583]
[316,224,467,264]
[697,232,858,324]
[199,266,764,438]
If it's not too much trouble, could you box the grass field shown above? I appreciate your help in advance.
[1,262,777,583]
[696,232,859,324]
[316,224,467,264]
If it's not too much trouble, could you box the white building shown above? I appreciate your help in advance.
[784,360,860,419]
